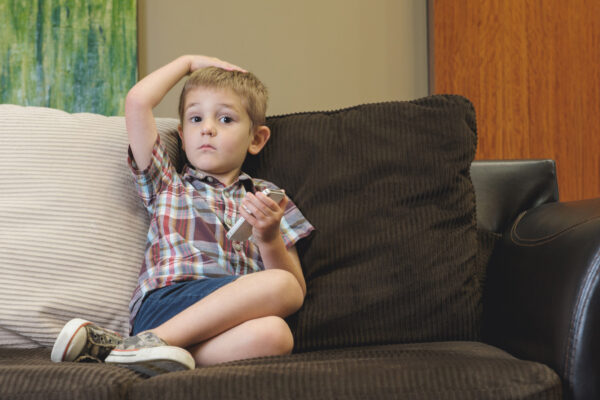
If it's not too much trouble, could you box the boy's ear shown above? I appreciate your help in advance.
[177,124,184,144]
[248,125,271,155]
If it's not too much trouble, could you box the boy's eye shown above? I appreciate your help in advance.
[190,116,201,123]
[220,116,234,123]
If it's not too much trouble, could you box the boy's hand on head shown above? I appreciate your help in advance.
[186,55,247,74]
[240,192,288,244]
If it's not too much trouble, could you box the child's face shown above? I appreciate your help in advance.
[178,86,259,185]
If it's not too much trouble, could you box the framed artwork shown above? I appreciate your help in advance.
[0,0,137,115]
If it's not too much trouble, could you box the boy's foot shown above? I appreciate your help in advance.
[105,331,195,377]
[51,318,123,363]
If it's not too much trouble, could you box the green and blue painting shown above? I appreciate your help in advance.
[0,0,137,115]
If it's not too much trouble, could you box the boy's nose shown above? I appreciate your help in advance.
[200,123,216,136]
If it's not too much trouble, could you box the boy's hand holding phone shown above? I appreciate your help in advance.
[228,189,286,243]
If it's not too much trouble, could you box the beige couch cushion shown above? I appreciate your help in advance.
[0,105,180,347]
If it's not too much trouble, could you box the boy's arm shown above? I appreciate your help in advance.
[241,192,307,296]
[260,238,307,297]
[125,55,246,170]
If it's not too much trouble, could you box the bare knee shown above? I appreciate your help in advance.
[248,316,294,356]
[255,269,305,317]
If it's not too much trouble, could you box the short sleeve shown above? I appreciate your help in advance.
[127,136,177,213]
[279,199,315,249]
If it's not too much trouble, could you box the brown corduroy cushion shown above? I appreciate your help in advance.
[244,95,480,351]
[0,344,561,400]
[0,348,142,400]
[129,342,561,400]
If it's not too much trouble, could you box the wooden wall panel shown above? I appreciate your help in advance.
[431,0,600,201]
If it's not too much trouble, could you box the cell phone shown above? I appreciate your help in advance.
[226,189,285,242]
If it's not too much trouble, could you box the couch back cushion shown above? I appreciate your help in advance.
[245,95,480,351]
[0,105,181,347]
[0,96,479,351]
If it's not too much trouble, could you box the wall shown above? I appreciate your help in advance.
[137,0,429,118]
[431,0,600,201]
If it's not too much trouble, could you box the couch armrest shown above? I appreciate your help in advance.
[471,160,559,233]
[482,198,600,400]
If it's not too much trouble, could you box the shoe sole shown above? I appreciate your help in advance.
[51,318,91,362]
[105,346,195,376]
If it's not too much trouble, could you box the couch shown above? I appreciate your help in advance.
[0,96,598,399]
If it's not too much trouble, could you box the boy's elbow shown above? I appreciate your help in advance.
[125,89,147,114]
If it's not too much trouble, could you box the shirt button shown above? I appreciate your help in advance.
[223,191,230,198]
[225,217,232,226]
[233,242,243,251]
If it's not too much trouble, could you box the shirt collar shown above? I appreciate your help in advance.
[183,164,255,193]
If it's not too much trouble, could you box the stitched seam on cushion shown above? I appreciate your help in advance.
[510,211,600,246]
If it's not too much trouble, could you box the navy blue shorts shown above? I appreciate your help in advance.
[132,276,239,335]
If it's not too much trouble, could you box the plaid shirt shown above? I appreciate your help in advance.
[127,136,314,323]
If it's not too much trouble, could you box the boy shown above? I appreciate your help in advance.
[51,55,314,376]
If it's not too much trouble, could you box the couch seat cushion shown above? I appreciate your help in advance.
[129,342,561,400]
[0,348,142,400]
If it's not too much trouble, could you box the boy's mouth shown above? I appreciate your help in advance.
[198,144,216,150]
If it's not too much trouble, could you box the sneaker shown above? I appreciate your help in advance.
[105,331,195,377]
[51,318,123,363]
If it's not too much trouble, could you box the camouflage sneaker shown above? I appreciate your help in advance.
[51,318,123,363]
[105,331,195,377]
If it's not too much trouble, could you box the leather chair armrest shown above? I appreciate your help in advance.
[482,198,600,400]
[471,160,559,233]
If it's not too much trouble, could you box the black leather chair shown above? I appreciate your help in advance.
[472,160,600,400]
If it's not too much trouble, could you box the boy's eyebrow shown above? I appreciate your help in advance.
[185,102,239,111]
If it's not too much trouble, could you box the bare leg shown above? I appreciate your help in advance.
[149,269,304,352]
[188,316,294,366]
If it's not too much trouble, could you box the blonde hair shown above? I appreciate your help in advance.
[178,67,268,128]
